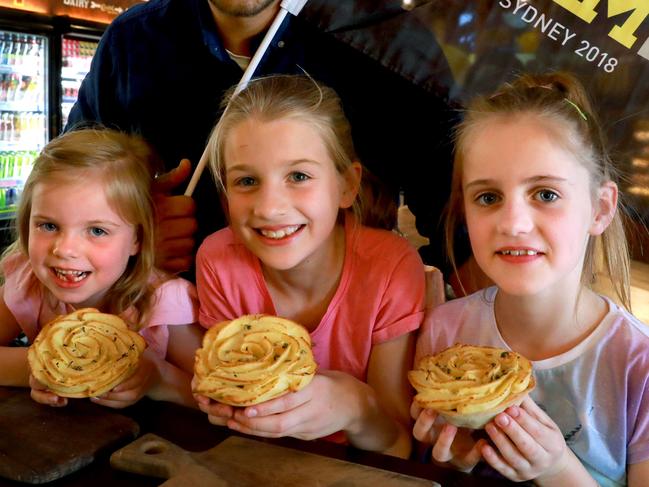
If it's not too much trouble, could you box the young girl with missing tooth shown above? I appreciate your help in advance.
[0,129,203,409]
[412,72,649,486]
[194,75,425,458]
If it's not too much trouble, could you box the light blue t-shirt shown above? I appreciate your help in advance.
[416,287,649,487]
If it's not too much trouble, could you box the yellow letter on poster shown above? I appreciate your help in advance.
[608,0,649,48]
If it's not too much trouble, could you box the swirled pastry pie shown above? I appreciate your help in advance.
[28,308,146,398]
[193,314,317,406]
[409,344,535,429]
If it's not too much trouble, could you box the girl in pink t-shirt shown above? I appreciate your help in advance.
[0,129,203,409]
[194,75,425,458]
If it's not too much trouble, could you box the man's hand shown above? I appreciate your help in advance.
[153,159,197,273]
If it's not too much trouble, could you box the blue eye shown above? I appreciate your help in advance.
[236,176,256,187]
[89,227,107,237]
[536,189,559,202]
[476,192,499,206]
[38,222,57,232]
[289,172,310,183]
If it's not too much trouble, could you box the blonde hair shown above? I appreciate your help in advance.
[446,72,631,309]
[206,74,396,229]
[2,128,163,328]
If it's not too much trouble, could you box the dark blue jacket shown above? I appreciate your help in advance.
[67,0,459,271]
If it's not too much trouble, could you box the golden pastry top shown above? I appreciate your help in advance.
[409,344,534,415]
[28,308,146,398]
[193,314,317,406]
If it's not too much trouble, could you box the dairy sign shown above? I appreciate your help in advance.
[500,0,649,71]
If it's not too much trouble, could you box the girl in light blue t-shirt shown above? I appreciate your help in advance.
[413,72,649,487]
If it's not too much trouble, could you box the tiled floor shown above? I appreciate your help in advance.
[397,205,649,324]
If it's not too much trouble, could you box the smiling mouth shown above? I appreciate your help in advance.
[497,250,541,256]
[52,268,90,282]
[257,225,303,239]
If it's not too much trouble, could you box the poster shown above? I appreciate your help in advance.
[419,0,649,257]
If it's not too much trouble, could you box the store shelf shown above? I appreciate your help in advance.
[0,141,42,151]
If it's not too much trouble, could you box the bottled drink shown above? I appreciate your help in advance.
[13,151,21,177]
[0,151,7,178]
[17,75,30,101]
[5,187,16,207]
[0,112,11,142]
[8,34,19,66]
[0,34,6,65]
[18,112,29,142]
[2,151,15,178]
[18,34,29,67]
[10,113,19,141]
[0,112,7,141]
[26,73,39,105]
[34,37,43,68]
[0,33,11,65]
[0,73,7,102]
[7,73,19,101]
[26,35,39,70]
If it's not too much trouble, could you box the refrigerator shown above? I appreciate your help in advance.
[0,23,48,227]
[0,6,107,245]
[60,33,99,130]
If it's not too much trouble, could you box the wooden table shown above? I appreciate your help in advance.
[0,390,525,486]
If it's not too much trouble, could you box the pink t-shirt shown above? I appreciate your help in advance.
[2,253,198,359]
[196,214,425,382]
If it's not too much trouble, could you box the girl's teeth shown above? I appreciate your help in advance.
[501,250,538,256]
[260,225,300,239]
[54,269,89,282]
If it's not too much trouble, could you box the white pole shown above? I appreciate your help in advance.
[184,0,309,197]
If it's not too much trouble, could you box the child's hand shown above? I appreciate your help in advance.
[411,402,485,471]
[481,397,570,482]
[192,374,236,425]
[90,349,158,409]
[29,374,67,407]
[224,370,366,441]
[194,395,236,426]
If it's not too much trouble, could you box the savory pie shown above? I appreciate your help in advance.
[193,314,317,406]
[28,308,146,398]
[409,344,535,429]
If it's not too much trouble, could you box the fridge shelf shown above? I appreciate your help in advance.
[61,67,88,80]
[0,102,43,112]
[0,64,40,77]
[0,141,42,151]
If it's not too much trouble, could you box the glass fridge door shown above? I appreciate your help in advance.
[0,28,47,219]
[61,35,98,131]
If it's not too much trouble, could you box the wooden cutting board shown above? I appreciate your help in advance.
[111,433,440,487]
[0,387,139,484]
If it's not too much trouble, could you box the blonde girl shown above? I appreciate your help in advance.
[0,129,203,409]
[412,72,649,486]
[194,75,426,458]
